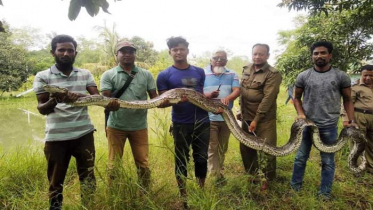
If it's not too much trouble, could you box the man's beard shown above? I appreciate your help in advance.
[314,59,328,67]
[213,66,225,74]
[55,56,75,70]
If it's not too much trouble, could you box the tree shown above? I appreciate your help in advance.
[148,50,173,79]
[0,24,28,95]
[226,56,249,76]
[95,21,119,67]
[275,11,373,86]
[278,0,373,16]
[10,27,48,50]
[190,51,211,68]
[95,22,158,69]
[68,0,121,20]
[0,0,120,21]
[0,21,5,33]
[74,36,104,67]
[278,0,373,33]
[124,36,158,69]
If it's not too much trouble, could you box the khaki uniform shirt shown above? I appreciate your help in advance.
[341,80,373,121]
[240,63,282,123]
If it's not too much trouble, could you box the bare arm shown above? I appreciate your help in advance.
[293,87,306,119]
[342,87,357,126]
[87,86,100,95]
[226,87,240,101]
[148,89,158,99]
[36,93,58,115]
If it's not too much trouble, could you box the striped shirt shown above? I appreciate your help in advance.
[33,65,97,141]
[203,65,240,121]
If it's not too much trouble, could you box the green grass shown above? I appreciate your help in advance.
[0,87,372,209]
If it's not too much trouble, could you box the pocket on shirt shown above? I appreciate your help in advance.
[359,91,372,103]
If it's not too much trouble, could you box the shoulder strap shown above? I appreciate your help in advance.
[114,71,137,98]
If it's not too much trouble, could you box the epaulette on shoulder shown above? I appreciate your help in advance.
[268,66,279,73]
[242,63,253,72]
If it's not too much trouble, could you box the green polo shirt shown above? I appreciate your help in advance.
[100,65,156,131]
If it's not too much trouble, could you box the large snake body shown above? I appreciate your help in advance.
[43,85,367,174]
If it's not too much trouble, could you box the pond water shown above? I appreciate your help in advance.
[0,101,46,150]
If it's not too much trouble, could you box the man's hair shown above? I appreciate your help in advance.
[310,41,333,54]
[212,50,227,58]
[360,65,373,72]
[51,35,77,52]
[252,43,270,54]
[166,36,189,49]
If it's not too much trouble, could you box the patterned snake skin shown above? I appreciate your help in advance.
[43,85,367,174]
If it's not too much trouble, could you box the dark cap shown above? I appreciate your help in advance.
[116,41,136,52]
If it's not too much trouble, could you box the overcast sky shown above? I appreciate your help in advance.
[0,0,303,64]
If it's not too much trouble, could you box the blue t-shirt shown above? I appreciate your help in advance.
[157,65,209,124]
[203,65,240,121]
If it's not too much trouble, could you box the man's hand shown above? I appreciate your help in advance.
[50,92,67,102]
[64,92,80,103]
[249,121,257,133]
[212,107,224,114]
[342,121,349,127]
[180,94,188,103]
[52,91,80,103]
[220,97,229,106]
[157,99,171,108]
[347,121,359,129]
[105,99,120,111]
[296,114,306,120]
[206,90,219,99]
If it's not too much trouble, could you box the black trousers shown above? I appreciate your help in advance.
[44,132,96,209]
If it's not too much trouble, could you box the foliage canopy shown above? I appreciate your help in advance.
[279,0,373,18]
[276,10,373,85]
[0,26,28,94]
[68,0,121,20]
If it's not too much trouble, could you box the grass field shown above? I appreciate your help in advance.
[0,87,372,209]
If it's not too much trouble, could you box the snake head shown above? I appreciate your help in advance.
[342,127,367,143]
[43,85,68,94]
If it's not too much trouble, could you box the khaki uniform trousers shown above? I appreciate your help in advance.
[354,112,373,173]
[106,127,150,187]
[240,119,277,180]
[208,121,231,177]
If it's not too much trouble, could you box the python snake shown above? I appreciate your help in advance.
[43,85,367,174]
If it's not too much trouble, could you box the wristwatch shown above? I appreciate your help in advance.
[348,120,355,124]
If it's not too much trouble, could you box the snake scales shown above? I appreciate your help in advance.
[44,85,367,174]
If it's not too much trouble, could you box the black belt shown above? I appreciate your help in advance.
[355,108,373,115]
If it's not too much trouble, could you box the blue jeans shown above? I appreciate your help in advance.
[291,125,337,195]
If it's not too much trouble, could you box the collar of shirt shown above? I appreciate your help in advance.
[50,64,79,75]
[251,62,270,73]
[358,79,373,88]
[116,65,139,74]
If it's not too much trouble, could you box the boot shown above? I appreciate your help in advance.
[49,194,63,210]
